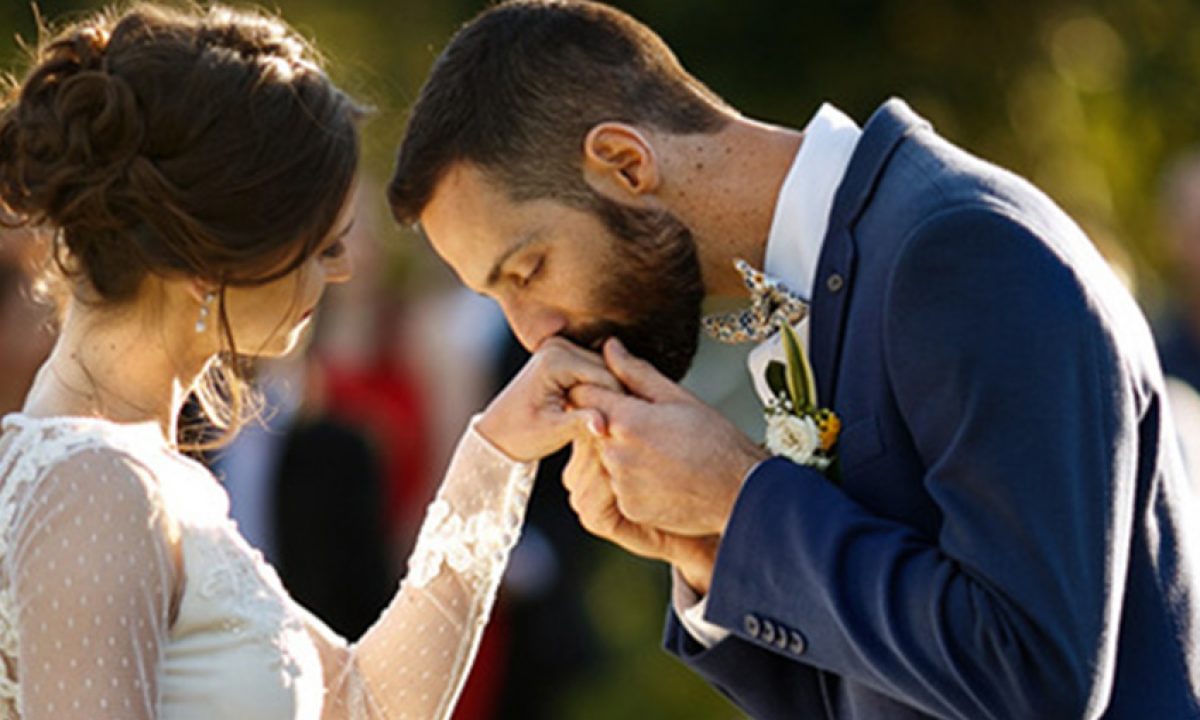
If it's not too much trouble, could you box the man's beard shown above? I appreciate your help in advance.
[564,196,705,382]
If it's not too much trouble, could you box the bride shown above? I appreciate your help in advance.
[0,4,616,718]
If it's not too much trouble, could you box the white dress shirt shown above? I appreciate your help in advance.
[674,103,862,647]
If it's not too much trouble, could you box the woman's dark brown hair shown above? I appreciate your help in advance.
[0,3,361,447]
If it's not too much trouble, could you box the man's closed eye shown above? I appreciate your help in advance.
[514,257,544,289]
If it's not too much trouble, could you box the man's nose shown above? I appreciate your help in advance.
[505,302,567,352]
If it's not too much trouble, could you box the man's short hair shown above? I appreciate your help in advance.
[388,0,732,223]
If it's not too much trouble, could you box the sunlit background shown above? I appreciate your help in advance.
[3,1,1200,718]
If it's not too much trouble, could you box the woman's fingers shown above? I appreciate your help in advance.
[477,339,625,461]
[539,338,624,395]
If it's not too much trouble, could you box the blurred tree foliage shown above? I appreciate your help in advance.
[3,0,1200,715]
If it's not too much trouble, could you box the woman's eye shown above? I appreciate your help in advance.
[321,240,347,259]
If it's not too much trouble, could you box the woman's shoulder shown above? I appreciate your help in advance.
[3,410,165,467]
[0,413,227,539]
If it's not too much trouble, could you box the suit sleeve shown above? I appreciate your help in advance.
[663,603,829,719]
[697,207,1137,719]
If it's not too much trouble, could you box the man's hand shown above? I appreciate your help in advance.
[570,338,769,538]
[563,436,721,594]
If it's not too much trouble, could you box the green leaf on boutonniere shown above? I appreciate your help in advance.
[765,360,788,400]
[780,321,817,412]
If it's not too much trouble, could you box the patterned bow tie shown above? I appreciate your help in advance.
[703,259,809,344]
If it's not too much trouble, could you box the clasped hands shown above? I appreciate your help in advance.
[477,336,767,595]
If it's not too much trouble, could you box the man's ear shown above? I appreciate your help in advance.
[582,122,661,202]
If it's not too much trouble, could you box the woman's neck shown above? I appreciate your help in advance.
[22,298,210,445]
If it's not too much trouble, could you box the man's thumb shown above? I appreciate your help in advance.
[604,337,682,402]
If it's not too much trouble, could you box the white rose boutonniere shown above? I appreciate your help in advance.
[763,320,841,478]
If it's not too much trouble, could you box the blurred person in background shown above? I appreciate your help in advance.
[212,352,394,641]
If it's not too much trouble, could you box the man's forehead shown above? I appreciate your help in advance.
[420,167,495,245]
[419,163,602,292]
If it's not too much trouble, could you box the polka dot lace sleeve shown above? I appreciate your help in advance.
[303,416,536,720]
[4,447,176,719]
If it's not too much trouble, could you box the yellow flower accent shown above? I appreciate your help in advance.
[816,409,841,452]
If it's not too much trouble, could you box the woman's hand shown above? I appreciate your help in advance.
[475,338,623,462]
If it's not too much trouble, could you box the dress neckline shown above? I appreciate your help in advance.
[1,412,169,446]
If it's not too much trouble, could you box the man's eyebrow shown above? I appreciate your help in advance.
[485,231,544,288]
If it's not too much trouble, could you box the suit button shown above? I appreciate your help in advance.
[774,627,790,650]
[743,614,761,639]
[826,273,845,293]
[761,619,776,644]
[788,630,806,655]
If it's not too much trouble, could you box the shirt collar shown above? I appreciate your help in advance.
[763,103,862,300]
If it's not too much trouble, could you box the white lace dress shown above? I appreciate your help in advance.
[0,412,535,719]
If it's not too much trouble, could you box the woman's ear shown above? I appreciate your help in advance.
[582,122,661,202]
[186,279,217,306]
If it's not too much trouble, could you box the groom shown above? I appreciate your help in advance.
[388,1,1200,717]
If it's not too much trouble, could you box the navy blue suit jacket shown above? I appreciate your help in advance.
[664,99,1200,719]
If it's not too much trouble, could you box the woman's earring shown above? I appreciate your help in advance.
[195,292,216,334]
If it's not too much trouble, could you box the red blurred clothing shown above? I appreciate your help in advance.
[321,356,432,537]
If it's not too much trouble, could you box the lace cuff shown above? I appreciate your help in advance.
[406,415,537,592]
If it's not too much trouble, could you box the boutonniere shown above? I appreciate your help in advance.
[763,320,841,477]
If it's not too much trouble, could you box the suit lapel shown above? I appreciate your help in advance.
[809,98,931,406]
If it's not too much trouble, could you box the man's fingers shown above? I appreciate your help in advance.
[563,448,673,561]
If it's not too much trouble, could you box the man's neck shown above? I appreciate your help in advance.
[656,117,804,298]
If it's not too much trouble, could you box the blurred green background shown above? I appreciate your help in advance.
[4,1,1197,717]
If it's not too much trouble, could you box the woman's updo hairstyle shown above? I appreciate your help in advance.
[0,3,362,446]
